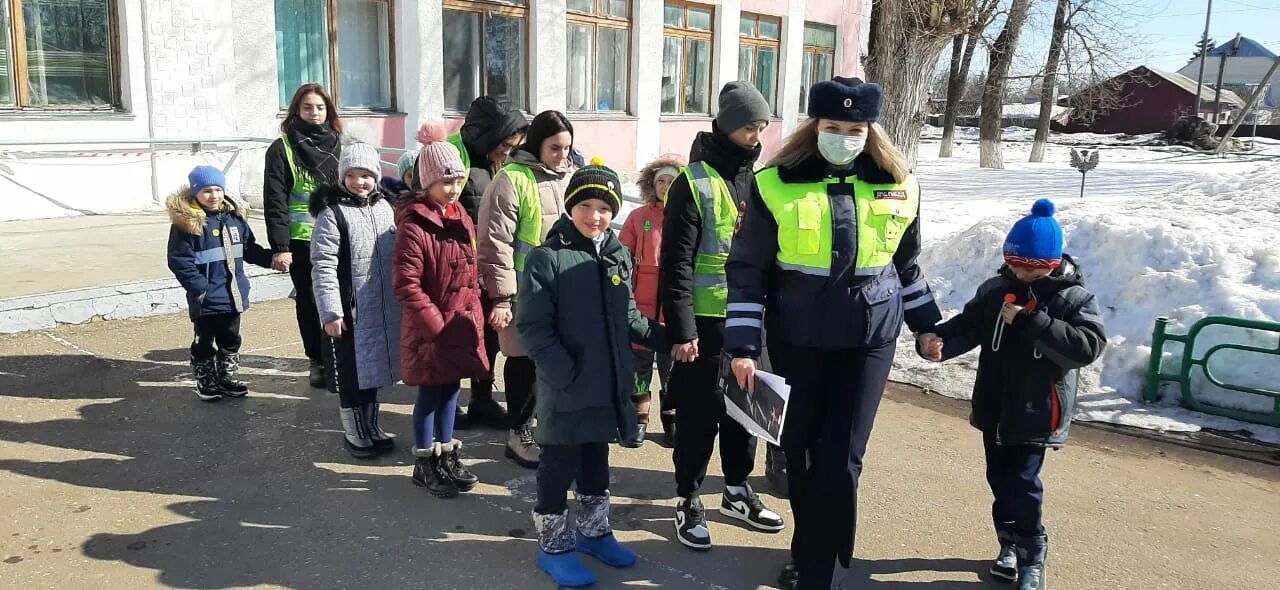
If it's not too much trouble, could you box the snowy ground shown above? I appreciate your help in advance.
[896,128,1280,443]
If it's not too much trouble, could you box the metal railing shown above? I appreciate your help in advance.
[1144,315,1280,427]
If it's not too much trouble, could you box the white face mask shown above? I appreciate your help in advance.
[817,131,867,166]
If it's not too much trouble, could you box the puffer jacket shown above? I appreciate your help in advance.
[619,202,665,322]
[392,198,490,386]
[516,218,666,446]
[457,96,529,223]
[310,184,403,391]
[477,148,574,356]
[166,188,273,320]
[932,254,1107,447]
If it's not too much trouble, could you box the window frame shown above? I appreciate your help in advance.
[1,0,123,111]
[442,0,529,113]
[661,0,714,116]
[738,12,780,117]
[566,0,630,114]
[799,22,836,114]
[275,0,398,112]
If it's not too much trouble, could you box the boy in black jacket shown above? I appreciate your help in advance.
[918,199,1105,590]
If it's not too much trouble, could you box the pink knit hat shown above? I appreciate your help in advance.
[415,122,467,190]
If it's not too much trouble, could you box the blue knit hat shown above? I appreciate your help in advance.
[1003,199,1064,269]
[188,166,225,195]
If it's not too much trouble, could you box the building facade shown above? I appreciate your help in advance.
[0,0,867,221]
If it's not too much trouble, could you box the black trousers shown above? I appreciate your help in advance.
[672,317,756,498]
[984,430,1047,538]
[469,293,502,402]
[769,339,895,590]
[289,239,323,363]
[191,313,242,361]
[504,355,537,429]
[534,443,610,515]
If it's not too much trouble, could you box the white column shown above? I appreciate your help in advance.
[530,0,568,113]
[778,0,806,135]
[632,0,664,163]
[711,0,742,116]
[398,0,444,145]
[858,0,872,77]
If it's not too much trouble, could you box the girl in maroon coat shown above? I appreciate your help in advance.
[393,123,492,498]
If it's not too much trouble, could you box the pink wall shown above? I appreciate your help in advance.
[346,114,408,149]
[804,0,864,78]
[658,119,713,161]
[574,120,640,172]
[740,0,785,16]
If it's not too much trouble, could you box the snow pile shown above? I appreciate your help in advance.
[892,136,1280,443]
[974,102,1068,120]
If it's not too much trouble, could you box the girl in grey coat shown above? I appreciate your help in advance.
[311,142,403,458]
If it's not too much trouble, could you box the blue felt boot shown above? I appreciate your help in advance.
[534,510,596,587]
[575,493,637,567]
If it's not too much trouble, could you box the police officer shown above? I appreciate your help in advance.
[661,82,785,552]
[724,77,942,589]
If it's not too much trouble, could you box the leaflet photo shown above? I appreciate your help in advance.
[718,355,789,444]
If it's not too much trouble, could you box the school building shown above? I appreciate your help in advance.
[0,0,866,221]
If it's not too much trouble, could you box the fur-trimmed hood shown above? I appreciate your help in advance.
[166,186,245,236]
[637,154,687,202]
[308,183,387,217]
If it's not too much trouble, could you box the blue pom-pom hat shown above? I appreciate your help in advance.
[1003,198,1064,269]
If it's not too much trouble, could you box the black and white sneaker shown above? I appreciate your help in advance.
[674,496,712,551]
[720,485,785,532]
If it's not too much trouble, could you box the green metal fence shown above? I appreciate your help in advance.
[1144,315,1280,427]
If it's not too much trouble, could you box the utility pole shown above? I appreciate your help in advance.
[1193,0,1214,116]
[1212,34,1241,123]
[1215,56,1280,155]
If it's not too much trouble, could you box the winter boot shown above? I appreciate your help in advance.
[441,440,478,492]
[463,380,509,429]
[361,402,396,454]
[192,357,223,402]
[765,444,789,499]
[777,561,799,590]
[412,445,461,498]
[659,388,676,447]
[1015,534,1049,590]
[215,352,249,397]
[535,510,596,587]
[990,528,1018,582]
[339,407,378,458]
[308,360,326,389]
[575,493,636,568]
[623,392,650,448]
[505,422,541,468]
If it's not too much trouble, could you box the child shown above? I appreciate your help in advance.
[380,150,417,197]
[310,142,404,459]
[392,123,490,498]
[917,199,1106,590]
[619,155,684,446]
[517,161,666,588]
[167,166,275,401]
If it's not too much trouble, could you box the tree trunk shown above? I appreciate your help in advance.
[939,36,965,158]
[1030,0,1071,163]
[867,0,973,169]
[979,0,1034,169]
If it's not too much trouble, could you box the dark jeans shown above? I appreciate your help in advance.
[191,313,242,361]
[984,430,1047,538]
[504,355,537,429]
[672,316,755,498]
[289,239,323,363]
[769,340,895,590]
[415,383,461,449]
[534,443,610,515]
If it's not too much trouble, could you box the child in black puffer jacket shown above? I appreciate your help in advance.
[918,199,1106,590]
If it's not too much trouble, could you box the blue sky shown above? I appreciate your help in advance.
[1134,0,1280,71]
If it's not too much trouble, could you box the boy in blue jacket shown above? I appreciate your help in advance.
[917,199,1106,590]
[167,166,275,401]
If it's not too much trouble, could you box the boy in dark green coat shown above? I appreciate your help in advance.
[517,161,666,588]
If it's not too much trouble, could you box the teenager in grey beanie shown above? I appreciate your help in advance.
[715,81,771,133]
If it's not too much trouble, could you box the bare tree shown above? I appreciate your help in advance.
[866,0,975,167]
[1029,0,1071,162]
[979,0,1035,169]
[1054,0,1151,129]
[939,0,1002,157]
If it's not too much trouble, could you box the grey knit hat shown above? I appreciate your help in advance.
[339,142,383,182]
[716,81,771,134]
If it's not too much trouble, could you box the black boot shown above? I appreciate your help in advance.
[622,392,650,448]
[412,446,460,498]
[192,357,222,402]
[991,528,1018,582]
[441,440,478,492]
[659,388,676,447]
[464,380,509,430]
[362,402,396,454]
[765,444,788,498]
[308,360,326,389]
[777,561,799,590]
[216,352,249,397]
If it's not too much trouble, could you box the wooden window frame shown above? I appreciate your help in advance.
[799,22,836,113]
[739,12,780,116]
[662,0,714,115]
[1,0,122,111]
[323,0,398,113]
[567,0,630,113]
[443,0,529,113]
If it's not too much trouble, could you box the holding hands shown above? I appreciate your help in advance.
[917,333,943,362]
[672,339,699,363]
[489,307,513,330]
[271,252,292,272]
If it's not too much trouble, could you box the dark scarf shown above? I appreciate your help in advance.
[286,121,341,185]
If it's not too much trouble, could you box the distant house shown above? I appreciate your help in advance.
[1058,66,1244,134]
[1178,37,1278,110]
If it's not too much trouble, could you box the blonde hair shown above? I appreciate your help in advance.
[768,119,909,183]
